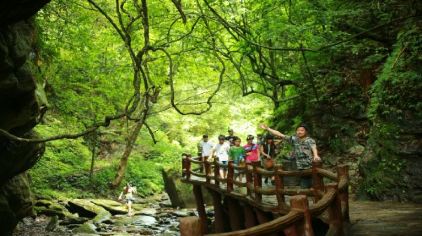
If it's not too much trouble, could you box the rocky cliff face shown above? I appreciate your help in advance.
[0,0,50,234]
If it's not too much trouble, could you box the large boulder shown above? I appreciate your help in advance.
[0,1,50,234]
[0,173,34,235]
[67,199,111,224]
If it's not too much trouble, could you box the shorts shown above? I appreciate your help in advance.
[126,197,135,204]
[219,161,227,170]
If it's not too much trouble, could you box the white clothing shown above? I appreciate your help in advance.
[214,142,230,162]
[199,141,214,157]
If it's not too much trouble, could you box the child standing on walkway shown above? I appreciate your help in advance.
[244,135,260,164]
[229,137,245,181]
[212,135,230,178]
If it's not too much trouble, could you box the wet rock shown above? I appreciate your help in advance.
[73,222,97,234]
[138,208,157,216]
[35,199,76,219]
[172,209,189,217]
[45,215,58,231]
[67,199,111,224]
[113,215,157,226]
[90,199,127,215]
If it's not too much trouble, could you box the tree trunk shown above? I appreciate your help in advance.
[111,116,146,188]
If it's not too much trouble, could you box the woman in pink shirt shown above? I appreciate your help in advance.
[244,135,260,163]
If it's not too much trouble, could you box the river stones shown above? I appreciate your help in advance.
[113,215,157,226]
[90,199,127,215]
[35,199,76,219]
[67,199,111,224]
[138,208,157,216]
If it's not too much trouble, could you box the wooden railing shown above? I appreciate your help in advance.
[181,155,350,236]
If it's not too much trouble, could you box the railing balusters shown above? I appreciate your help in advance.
[312,161,324,202]
[337,165,350,222]
[245,163,253,196]
[290,195,314,236]
[214,158,220,186]
[274,165,285,208]
[253,162,262,203]
[227,160,234,192]
[186,155,191,180]
[205,158,211,184]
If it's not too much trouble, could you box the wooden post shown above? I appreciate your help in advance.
[255,209,278,236]
[274,165,285,208]
[243,203,257,228]
[204,158,211,184]
[253,163,262,203]
[325,183,344,236]
[290,195,314,236]
[182,155,186,178]
[245,163,253,196]
[180,216,202,236]
[283,225,299,236]
[193,185,207,234]
[227,160,234,192]
[209,189,225,233]
[226,197,243,231]
[337,165,350,222]
[186,155,191,180]
[312,161,324,202]
[214,158,220,186]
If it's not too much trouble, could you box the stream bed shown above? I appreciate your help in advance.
[13,193,204,236]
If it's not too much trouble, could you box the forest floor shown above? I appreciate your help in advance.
[348,200,422,236]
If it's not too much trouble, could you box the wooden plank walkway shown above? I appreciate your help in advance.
[348,200,422,236]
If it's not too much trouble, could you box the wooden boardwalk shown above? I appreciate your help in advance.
[181,156,350,236]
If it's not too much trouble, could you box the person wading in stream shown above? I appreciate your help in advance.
[118,183,137,216]
[260,124,321,188]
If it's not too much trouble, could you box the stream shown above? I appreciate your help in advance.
[13,193,205,236]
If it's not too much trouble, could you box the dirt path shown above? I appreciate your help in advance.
[348,200,422,236]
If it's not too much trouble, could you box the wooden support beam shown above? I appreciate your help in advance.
[326,183,344,236]
[243,203,257,229]
[193,185,207,234]
[290,195,314,236]
[180,216,202,236]
[255,208,278,236]
[209,189,225,233]
[312,161,324,202]
[274,165,285,208]
[226,197,243,231]
[227,160,234,192]
[337,165,350,222]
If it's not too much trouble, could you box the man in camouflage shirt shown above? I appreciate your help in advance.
[260,123,321,188]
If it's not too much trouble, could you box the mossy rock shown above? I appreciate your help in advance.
[90,199,127,215]
[161,167,212,208]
